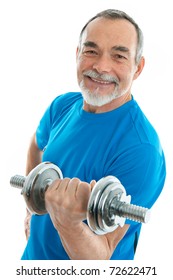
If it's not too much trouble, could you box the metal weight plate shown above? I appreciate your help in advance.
[87,176,122,235]
[22,162,63,214]
[87,177,108,235]
[97,183,127,234]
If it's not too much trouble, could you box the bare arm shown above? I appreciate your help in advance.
[24,136,129,257]
[25,133,43,175]
[59,221,129,260]
[24,133,43,240]
[45,177,129,260]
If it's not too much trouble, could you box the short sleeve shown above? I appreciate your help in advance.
[105,144,166,224]
[36,103,52,151]
[35,92,82,151]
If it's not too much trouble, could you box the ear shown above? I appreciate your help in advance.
[133,56,145,81]
[76,47,80,60]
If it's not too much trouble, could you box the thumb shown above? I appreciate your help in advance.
[90,180,97,190]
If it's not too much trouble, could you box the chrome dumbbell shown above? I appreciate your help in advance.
[10,162,63,214]
[87,176,150,235]
[10,162,150,235]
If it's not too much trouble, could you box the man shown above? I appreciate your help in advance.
[22,9,166,260]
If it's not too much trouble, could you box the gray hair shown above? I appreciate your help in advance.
[79,9,144,64]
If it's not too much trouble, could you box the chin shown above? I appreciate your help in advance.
[79,80,126,107]
[83,95,114,107]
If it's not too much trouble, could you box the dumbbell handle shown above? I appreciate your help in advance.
[10,174,150,224]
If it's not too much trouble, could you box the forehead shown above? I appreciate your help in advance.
[81,18,138,50]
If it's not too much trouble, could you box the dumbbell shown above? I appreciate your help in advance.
[10,162,150,235]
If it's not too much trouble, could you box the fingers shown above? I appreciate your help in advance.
[45,177,97,228]
[47,177,80,196]
[55,178,71,192]
[90,180,97,190]
[46,177,95,207]
[45,177,92,208]
[24,209,31,240]
[65,177,81,197]
[48,178,96,190]
[54,178,91,203]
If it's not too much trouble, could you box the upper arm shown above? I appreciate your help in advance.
[26,133,43,174]
[106,144,166,210]
[104,224,130,258]
[28,133,42,156]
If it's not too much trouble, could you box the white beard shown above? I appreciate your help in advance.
[79,80,127,107]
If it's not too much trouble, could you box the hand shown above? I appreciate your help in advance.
[45,178,94,230]
[24,209,31,240]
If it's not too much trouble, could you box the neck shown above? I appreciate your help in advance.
[83,92,132,113]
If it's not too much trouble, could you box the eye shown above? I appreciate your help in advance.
[112,54,127,61]
[83,49,98,57]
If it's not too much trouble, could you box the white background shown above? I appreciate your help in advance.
[0,0,172,278]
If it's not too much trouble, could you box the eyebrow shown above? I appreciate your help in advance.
[83,41,129,53]
[112,45,130,53]
[83,41,99,48]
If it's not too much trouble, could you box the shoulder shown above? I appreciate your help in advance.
[51,92,82,108]
[49,92,82,119]
[128,99,161,148]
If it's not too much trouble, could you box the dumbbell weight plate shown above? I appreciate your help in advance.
[97,182,130,234]
[22,162,63,214]
[87,176,123,235]
[87,177,108,235]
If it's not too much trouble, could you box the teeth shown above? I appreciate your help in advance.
[91,77,112,84]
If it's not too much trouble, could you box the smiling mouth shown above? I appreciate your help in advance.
[83,70,119,88]
[86,76,115,86]
[90,77,114,85]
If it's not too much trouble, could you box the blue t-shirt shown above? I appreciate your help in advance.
[21,92,166,260]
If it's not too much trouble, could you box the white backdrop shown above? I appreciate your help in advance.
[0,0,172,278]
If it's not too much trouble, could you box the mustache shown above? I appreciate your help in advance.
[83,70,119,85]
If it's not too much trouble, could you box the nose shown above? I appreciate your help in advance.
[93,54,112,74]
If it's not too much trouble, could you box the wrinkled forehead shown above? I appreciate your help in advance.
[80,18,138,51]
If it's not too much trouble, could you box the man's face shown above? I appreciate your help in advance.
[76,18,141,107]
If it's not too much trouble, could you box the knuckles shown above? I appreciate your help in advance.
[45,178,92,211]
[44,178,93,225]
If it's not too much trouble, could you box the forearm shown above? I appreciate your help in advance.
[57,222,111,260]
[24,133,42,239]
[45,178,129,260]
